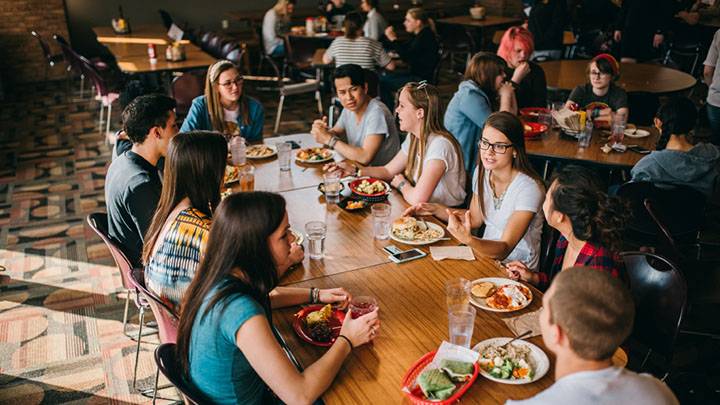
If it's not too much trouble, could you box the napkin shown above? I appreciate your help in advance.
[430,246,475,261]
[503,309,542,338]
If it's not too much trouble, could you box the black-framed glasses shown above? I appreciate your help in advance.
[218,77,244,88]
[479,138,513,154]
[589,70,609,78]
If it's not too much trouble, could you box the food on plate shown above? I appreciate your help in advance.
[391,217,443,242]
[523,123,532,132]
[305,304,332,327]
[354,179,386,195]
[440,359,474,382]
[485,284,532,311]
[224,165,239,184]
[417,368,456,400]
[471,282,496,299]
[297,147,332,161]
[246,144,275,158]
[479,342,534,380]
[304,304,334,342]
[345,200,365,210]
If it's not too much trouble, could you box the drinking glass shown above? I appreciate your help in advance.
[277,142,292,171]
[305,221,327,259]
[577,127,592,148]
[323,171,341,204]
[371,203,391,240]
[538,111,553,130]
[611,123,626,145]
[448,305,476,348]
[239,164,255,192]
[349,296,378,319]
[445,278,470,311]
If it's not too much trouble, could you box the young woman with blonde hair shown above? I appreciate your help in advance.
[326,81,466,207]
[262,0,295,57]
[180,60,264,141]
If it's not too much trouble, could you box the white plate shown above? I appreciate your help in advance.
[468,278,533,313]
[473,337,550,385]
[290,228,303,245]
[246,144,277,159]
[624,128,651,138]
[296,149,334,163]
[390,221,445,246]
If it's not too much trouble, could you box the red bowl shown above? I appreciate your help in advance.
[349,178,390,197]
[292,305,345,347]
[519,107,550,121]
[523,122,548,138]
[401,351,479,405]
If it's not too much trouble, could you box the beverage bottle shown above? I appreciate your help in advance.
[147,43,157,64]
[230,136,246,166]
[306,17,315,35]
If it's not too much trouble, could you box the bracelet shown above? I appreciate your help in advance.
[310,287,320,304]
[509,80,519,89]
[396,180,407,191]
[337,334,354,351]
[327,136,339,150]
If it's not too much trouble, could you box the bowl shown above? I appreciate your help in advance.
[470,6,486,20]
[523,122,548,138]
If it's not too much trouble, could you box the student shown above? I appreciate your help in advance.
[181,60,264,141]
[311,64,400,165]
[380,8,440,107]
[565,54,629,128]
[406,112,545,269]
[444,52,517,173]
[325,0,354,27]
[177,192,379,404]
[360,0,387,40]
[703,27,720,145]
[527,0,568,61]
[497,26,547,109]
[631,97,720,197]
[613,0,668,63]
[323,12,395,72]
[505,165,626,289]
[262,0,295,57]
[326,82,466,206]
[105,94,178,267]
[506,268,679,405]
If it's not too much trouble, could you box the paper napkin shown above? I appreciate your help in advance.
[502,309,542,338]
[430,246,475,261]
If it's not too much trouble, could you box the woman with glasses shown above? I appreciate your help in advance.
[565,54,629,128]
[180,60,265,141]
[325,82,466,207]
[406,112,545,270]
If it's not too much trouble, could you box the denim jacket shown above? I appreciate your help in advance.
[444,80,493,173]
[180,95,264,141]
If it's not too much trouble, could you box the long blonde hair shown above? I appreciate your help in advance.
[400,82,464,183]
[205,60,249,135]
[407,7,436,35]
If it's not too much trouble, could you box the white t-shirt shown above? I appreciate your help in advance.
[506,367,679,405]
[336,98,400,166]
[262,9,282,55]
[363,8,388,41]
[401,134,466,207]
[473,168,544,270]
[705,29,720,107]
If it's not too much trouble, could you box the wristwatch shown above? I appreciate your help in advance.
[327,136,339,150]
[396,180,407,191]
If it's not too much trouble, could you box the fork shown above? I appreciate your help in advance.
[500,330,532,350]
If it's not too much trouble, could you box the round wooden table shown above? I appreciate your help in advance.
[539,60,697,94]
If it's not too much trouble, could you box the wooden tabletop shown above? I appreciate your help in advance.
[539,60,697,94]
[437,15,523,29]
[92,24,189,45]
[525,127,659,168]
[113,51,216,74]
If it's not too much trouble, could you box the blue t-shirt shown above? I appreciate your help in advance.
[189,287,267,404]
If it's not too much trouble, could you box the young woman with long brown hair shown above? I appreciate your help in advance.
[180,60,264,141]
[326,82,466,206]
[176,192,379,404]
[406,112,546,269]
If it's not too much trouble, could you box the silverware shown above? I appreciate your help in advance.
[500,330,532,350]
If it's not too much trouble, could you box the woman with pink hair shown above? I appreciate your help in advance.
[497,26,548,109]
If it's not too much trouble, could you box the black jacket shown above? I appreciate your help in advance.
[528,0,568,51]
[388,26,439,81]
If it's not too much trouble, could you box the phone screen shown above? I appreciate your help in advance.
[392,249,425,261]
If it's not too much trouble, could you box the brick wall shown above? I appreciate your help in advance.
[0,0,70,84]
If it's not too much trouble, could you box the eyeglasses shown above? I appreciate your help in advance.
[218,77,243,88]
[479,138,513,154]
[589,70,609,78]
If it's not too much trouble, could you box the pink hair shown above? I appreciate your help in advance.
[497,26,535,63]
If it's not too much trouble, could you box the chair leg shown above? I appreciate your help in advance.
[105,101,112,135]
[274,95,285,134]
[79,74,85,98]
[152,367,159,404]
[315,91,323,115]
[122,291,131,335]
[132,307,145,390]
[98,102,104,132]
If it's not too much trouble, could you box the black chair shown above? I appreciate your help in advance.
[171,70,206,120]
[220,40,240,59]
[30,30,64,80]
[663,41,702,77]
[431,46,445,86]
[155,343,209,405]
[622,251,687,378]
[225,47,246,67]
[436,23,475,75]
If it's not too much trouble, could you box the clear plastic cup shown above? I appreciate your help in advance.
[445,278,470,311]
[371,203,391,240]
[305,221,327,259]
[323,171,341,204]
[277,142,292,171]
[239,164,255,192]
[448,305,476,348]
[349,296,378,319]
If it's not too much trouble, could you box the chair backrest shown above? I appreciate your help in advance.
[130,268,179,344]
[77,56,110,98]
[220,40,240,58]
[225,47,246,67]
[31,30,56,64]
[207,34,223,56]
[155,343,209,405]
[172,70,206,118]
[86,212,135,291]
[431,47,445,85]
[54,34,85,75]
[622,251,686,362]
[643,198,682,263]
[436,23,475,53]
[158,9,173,30]
[200,31,213,47]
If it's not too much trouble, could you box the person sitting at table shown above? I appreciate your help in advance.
[325,0,355,28]
[613,0,668,63]
[380,8,440,108]
[497,26,548,109]
[703,25,720,145]
[505,165,626,289]
[326,82,466,206]
[444,52,517,174]
[565,54,629,128]
[311,64,400,165]
[527,0,568,61]
[262,0,295,57]
[176,191,379,404]
[322,11,396,72]
[360,0,387,40]
[405,112,545,270]
[106,94,178,268]
[631,97,720,197]
[505,268,679,405]
[180,60,264,141]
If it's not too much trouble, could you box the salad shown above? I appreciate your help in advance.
[479,343,534,380]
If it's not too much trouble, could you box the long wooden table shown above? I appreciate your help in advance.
[93,24,190,45]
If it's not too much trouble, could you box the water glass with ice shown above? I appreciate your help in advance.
[305,221,327,259]
[448,305,476,348]
[323,171,341,204]
[371,203,391,240]
[229,136,246,166]
[445,278,470,311]
[277,142,292,171]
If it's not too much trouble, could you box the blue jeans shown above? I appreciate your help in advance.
[379,71,421,110]
[270,43,285,57]
[707,103,720,146]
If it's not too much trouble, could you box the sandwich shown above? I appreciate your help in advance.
[392,217,418,240]
[440,359,475,382]
[417,368,456,400]
[471,282,496,299]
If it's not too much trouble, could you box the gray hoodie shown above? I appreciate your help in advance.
[631,143,720,196]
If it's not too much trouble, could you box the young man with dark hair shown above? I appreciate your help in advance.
[311,63,399,165]
[506,267,678,405]
[105,94,178,267]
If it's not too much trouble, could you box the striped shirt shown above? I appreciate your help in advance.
[326,36,392,70]
[145,207,211,312]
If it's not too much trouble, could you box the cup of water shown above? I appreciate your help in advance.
[445,278,470,311]
[371,203,391,240]
[611,123,625,145]
[305,221,327,259]
[323,171,342,204]
[448,305,476,349]
[277,142,292,171]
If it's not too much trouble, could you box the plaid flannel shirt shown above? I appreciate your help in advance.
[537,235,624,289]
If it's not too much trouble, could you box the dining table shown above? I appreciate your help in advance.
[229,132,627,404]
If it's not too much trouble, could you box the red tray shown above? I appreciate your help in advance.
[519,107,550,121]
[348,178,390,198]
[293,305,345,347]
[401,351,479,405]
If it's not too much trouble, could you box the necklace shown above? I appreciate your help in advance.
[489,171,516,210]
